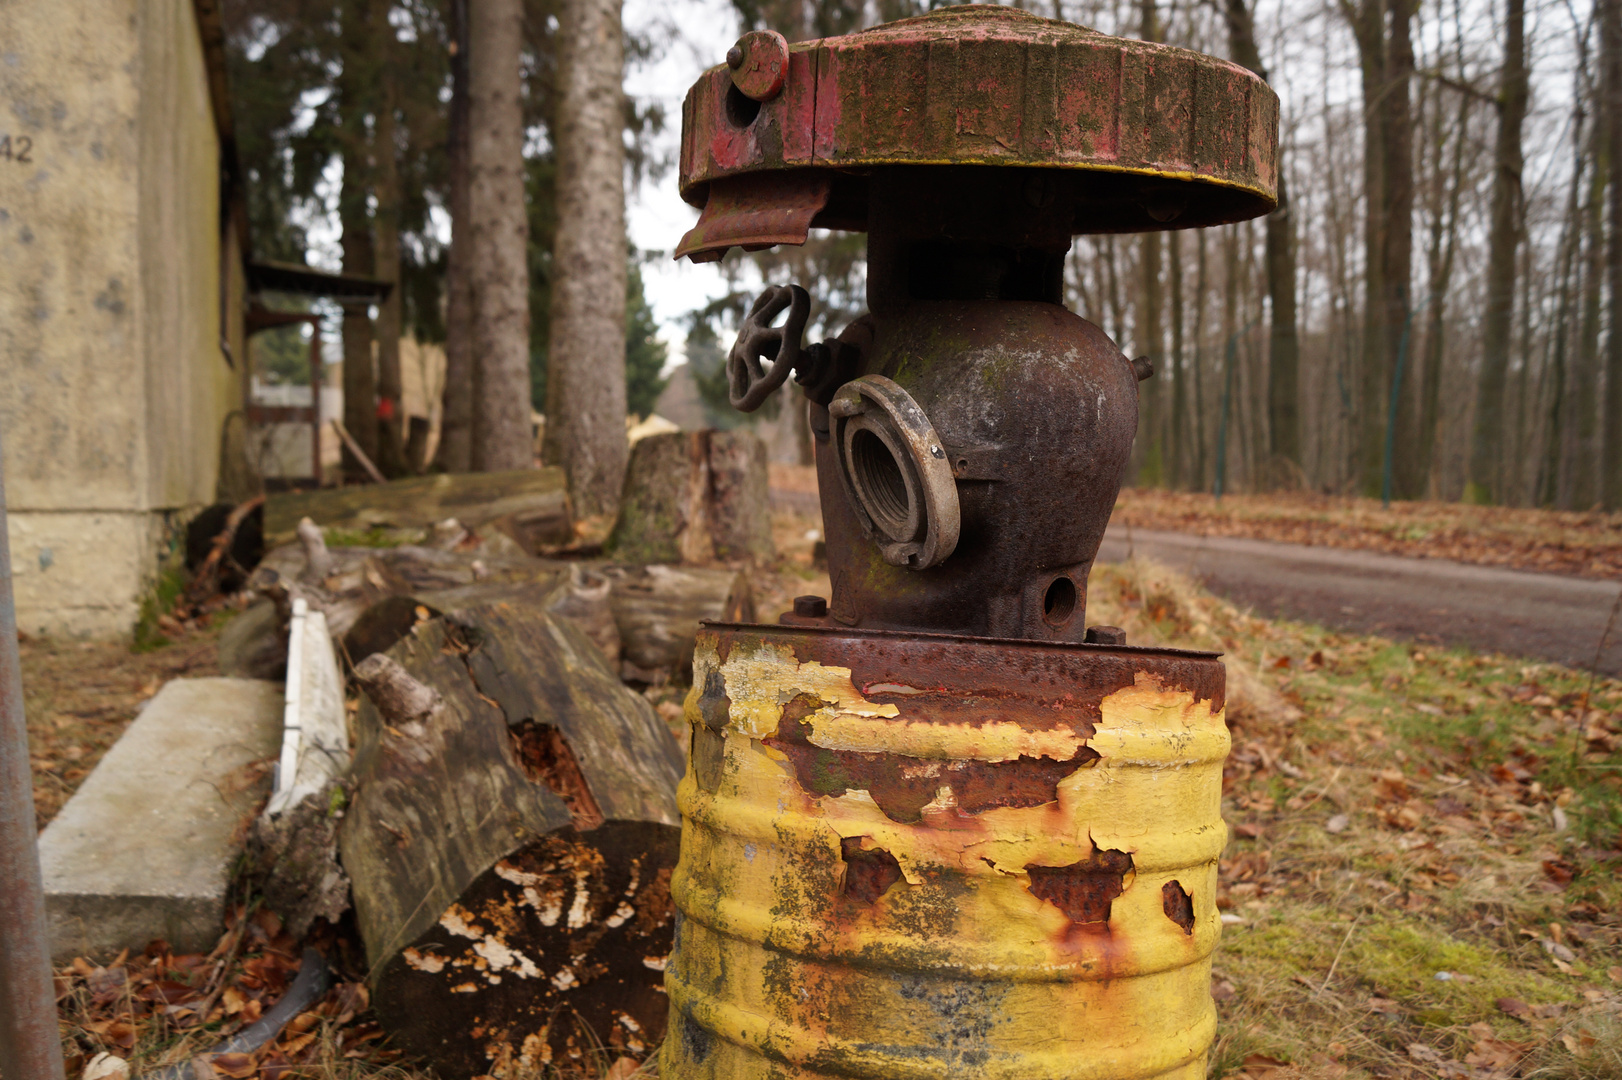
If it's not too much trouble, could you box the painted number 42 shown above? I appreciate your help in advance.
[1,135,33,163]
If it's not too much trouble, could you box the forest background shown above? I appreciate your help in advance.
[222,0,1622,515]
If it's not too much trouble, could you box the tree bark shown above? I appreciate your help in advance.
[1465,0,1528,504]
[372,7,408,480]
[1604,0,1622,508]
[550,0,629,515]
[338,0,377,481]
[1343,0,1415,496]
[606,431,773,565]
[342,596,682,1077]
[1134,0,1163,487]
[1221,0,1300,484]
[439,0,474,473]
[1564,133,1606,509]
[1169,230,1187,489]
[469,0,534,472]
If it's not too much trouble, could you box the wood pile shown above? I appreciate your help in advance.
[220,437,777,1077]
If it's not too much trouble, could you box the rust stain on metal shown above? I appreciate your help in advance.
[765,692,1099,823]
[1162,879,1196,935]
[1024,843,1135,926]
[839,836,903,902]
[677,4,1280,261]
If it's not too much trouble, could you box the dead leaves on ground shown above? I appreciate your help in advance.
[1111,487,1622,581]
[57,907,389,1080]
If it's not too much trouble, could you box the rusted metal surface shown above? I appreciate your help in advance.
[813,296,1141,639]
[727,29,789,102]
[675,172,830,263]
[677,4,1279,261]
[0,422,68,1080]
[827,375,960,570]
[662,624,1230,1079]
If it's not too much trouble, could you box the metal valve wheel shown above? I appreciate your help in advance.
[727,284,810,412]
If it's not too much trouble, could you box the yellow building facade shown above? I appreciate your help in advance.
[0,0,247,637]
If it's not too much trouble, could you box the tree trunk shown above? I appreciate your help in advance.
[1133,0,1163,488]
[342,597,682,1077]
[1378,0,1416,497]
[469,0,534,473]
[372,10,408,480]
[1169,230,1186,489]
[1344,0,1387,496]
[337,1,377,481]
[1465,0,1527,504]
[1221,0,1299,485]
[549,0,629,515]
[1604,0,1622,508]
[1415,71,1469,497]
[439,0,474,474]
[1192,229,1209,490]
[1564,135,1606,509]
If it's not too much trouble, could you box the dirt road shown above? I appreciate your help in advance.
[1095,526,1622,676]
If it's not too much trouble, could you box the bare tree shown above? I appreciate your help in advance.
[337,0,378,480]
[1221,0,1300,484]
[548,0,629,515]
[371,0,407,477]
[468,0,534,472]
[438,0,474,473]
[1605,0,1622,508]
[1465,0,1528,503]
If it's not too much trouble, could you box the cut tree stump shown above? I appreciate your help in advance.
[340,594,683,1077]
[264,468,572,553]
[607,430,773,564]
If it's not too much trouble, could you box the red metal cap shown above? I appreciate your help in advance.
[677,5,1278,262]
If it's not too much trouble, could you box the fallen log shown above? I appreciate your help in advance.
[264,468,572,554]
[340,595,682,1077]
[605,564,754,682]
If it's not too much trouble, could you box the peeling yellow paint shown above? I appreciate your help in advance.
[664,633,1230,1079]
[807,710,1087,762]
[705,640,900,737]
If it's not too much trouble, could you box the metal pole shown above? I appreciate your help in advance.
[0,419,67,1080]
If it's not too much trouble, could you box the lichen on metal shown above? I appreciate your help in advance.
[662,626,1230,1079]
[677,4,1279,260]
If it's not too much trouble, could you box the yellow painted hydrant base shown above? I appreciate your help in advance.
[662,626,1230,1080]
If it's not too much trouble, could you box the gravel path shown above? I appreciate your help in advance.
[1095,525,1622,676]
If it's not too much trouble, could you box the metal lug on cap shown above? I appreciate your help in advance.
[793,595,828,618]
[729,29,789,102]
[1085,625,1127,645]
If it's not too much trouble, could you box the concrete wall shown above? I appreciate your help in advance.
[0,0,241,637]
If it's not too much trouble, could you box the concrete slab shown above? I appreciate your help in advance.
[37,677,283,960]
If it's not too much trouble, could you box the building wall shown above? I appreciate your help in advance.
[0,0,239,637]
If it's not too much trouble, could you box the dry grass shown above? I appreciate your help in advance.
[36,503,1622,1080]
[1087,557,1622,1079]
[1111,489,1622,581]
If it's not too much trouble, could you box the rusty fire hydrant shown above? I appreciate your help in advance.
[663,7,1278,1078]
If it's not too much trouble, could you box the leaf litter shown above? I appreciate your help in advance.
[1111,488,1622,581]
[32,502,1622,1080]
